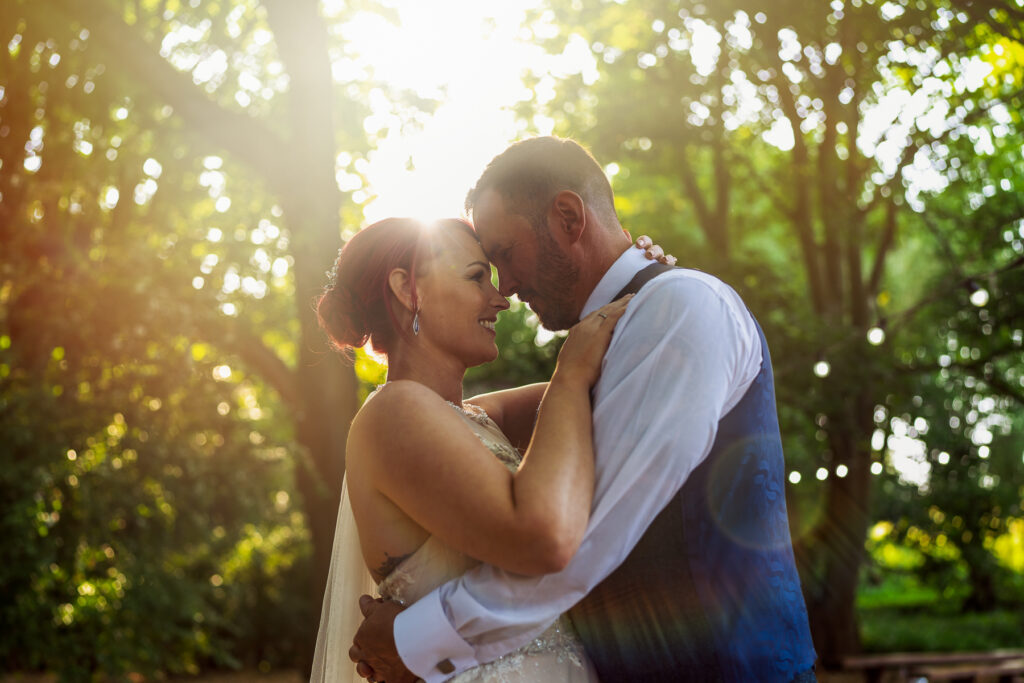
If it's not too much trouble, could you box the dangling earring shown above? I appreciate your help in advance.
[412,309,420,335]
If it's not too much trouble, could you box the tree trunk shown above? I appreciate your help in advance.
[804,393,874,667]
[961,541,1000,612]
[263,0,363,658]
[14,0,365,669]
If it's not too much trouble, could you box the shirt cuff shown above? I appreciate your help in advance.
[394,588,478,682]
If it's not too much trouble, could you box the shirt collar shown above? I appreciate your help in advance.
[580,246,650,319]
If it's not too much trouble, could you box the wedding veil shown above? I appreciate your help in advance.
[310,475,378,683]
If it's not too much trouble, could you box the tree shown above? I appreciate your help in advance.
[530,0,1024,663]
[871,121,1024,613]
[0,0,401,672]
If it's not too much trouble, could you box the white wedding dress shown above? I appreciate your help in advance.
[311,402,599,683]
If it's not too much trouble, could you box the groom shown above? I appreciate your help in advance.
[350,137,816,682]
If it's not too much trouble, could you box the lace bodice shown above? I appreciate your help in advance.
[376,404,597,683]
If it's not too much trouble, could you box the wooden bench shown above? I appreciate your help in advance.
[840,650,1024,682]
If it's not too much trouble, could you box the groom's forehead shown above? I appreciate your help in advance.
[470,220,506,254]
[474,193,523,238]
[475,220,509,244]
[475,223,518,263]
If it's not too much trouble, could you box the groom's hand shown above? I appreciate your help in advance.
[349,594,419,683]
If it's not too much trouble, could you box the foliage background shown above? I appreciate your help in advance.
[1,0,1022,680]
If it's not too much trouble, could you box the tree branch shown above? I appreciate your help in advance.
[846,212,868,327]
[981,369,1024,406]
[676,146,716,246]
[742,160,795,224]
[859,133,916,219]
[771,69,826,314]
[867,200,898,296]
[776,257,1024,381]
[262,0,340,201]
[193,314,303,414]
[860,89,1024,219]
[818,60,845,310]
[967,0,1024,40]
[710,63,732,257]
[710,136,731,255]
[887,255,1024,335]
[921,210,966,276]
[897,345,1024,407]
[45,0,291,192]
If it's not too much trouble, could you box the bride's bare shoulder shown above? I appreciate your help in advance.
[350,381,449,442]
[362,380,444,414]
[348,380,486,483]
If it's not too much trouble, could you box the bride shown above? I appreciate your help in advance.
[310,216,644,682]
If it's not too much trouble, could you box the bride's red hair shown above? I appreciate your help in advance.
[317,217,476,357]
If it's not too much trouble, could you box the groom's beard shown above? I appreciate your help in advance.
[528,227,580,332]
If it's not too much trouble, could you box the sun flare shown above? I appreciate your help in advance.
[329,0,574,223]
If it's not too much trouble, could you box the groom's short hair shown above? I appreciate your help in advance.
[465,137,617,230]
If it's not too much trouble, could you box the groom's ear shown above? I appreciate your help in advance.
[550,190,586,245]
[387,268,417,312]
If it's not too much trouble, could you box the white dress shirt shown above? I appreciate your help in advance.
[394,246,763,681]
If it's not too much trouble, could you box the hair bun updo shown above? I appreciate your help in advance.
[317,217,425,357]
[316,217,478,359]
[317,280,371,352]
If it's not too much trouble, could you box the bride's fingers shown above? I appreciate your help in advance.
[558,295,633,386]
[646,245,676,265]
[604,296,631,322]
[634,235,676,264]
[589,294,632,327]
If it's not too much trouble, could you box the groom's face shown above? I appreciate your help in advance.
[472,188,581,331]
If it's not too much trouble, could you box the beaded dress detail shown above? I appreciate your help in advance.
[376,404,598,683]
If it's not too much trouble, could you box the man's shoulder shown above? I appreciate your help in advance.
[610,267,763,389]
[637,267,748,312]
[622,267,759,353]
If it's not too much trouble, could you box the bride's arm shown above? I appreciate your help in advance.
[348,298,630,577]
[465,383,547,452]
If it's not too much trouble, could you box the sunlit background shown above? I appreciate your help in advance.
[335,0,562,221]
[2,0,1023,679]
[339,2,1006,220]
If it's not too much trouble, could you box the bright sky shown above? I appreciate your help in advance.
[327,0,595,222]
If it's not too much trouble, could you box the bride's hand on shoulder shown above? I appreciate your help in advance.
[554,295,633,389]
[634,234,677,265]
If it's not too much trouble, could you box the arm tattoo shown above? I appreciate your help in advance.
[373,551,412,582]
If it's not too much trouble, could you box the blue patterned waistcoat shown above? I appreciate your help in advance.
[568,264,816,682]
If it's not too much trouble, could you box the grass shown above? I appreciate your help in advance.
[855,564,1024,652]
[856,573,946,610]
[860,608,1024,652]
